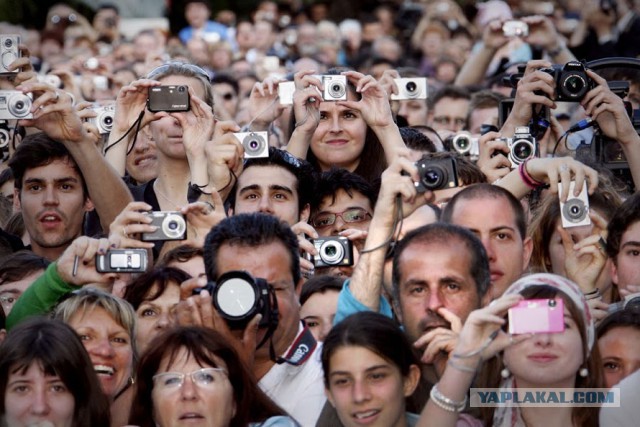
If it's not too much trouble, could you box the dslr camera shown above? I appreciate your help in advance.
[87,105,115,135]
[0,91,32,120]
[0,35,20,74]
[390,77,428,100]
[502,126,536,168]
[450,132,479,159]
[234,131,269,158]
[558,181,591,228]
[307,236,354,268]
[314,74,348,101]
[413,156,459,193]
[194,271,279,330]
[540,61,594,102]
[147,85,190,112]
[141,211,187,241]
[96,249,148,273]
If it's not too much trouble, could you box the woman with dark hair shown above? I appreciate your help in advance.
[284,68,406,182]
[0,317,110,426]
[123,266,191,353]
[129,326,299,427]
[418,273,603,427]
[320,311,422,427]
[597,306,640,388]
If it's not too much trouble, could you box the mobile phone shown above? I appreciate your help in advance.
[508,298,565,334]
[96,249,148,273]
[147,85,190,112]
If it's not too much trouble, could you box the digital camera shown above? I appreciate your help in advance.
[608,292,640,313]
[194,271,279,331]
[390,77,428,100]
[307,236,354,269]
[0,35,20,74]
[450,132,479,159]
[508,298,565,335]
[559,181,591,228]
[147,85,190,112]
[502,20,529,37]
[87,105,115,135]
[277,81,295,105]
[0,91,32,120]
[234,131,269,158]
[141,211,187,241]
[504,126,536,168]
[0,120,9,149]
[314,74,348,101]
[96,249,148,273]
[540,61,595,102]
[413,156,459,193]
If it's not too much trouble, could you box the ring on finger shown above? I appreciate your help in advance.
[123,226,129,238]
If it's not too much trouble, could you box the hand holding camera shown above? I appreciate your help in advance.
[476,131,512,183]
[339,70,395,129]
[539,61,595,102]
[306,236,354,268]
[107,201,157,250]
[56,236,119,289]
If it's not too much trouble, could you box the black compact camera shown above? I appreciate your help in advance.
[540,61,595,102]
[0,35,20,74]
[96,249,148,273]
[413,156,459,193]
[147,85,190,112]
[307,236,354,268]
[141,211,187,241]
[194,271,279,330]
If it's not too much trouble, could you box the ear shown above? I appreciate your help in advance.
[610,258,619,286]
[83,196,95,213]
[403,364,421,397]
[300,203,311,223]
[522,236,533,271]
[12,187,20,212]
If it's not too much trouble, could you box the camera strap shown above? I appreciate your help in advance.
[272,324,317,366]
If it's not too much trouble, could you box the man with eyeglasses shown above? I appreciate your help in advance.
[428,85,471,134]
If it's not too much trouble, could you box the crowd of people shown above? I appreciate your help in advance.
[0,0,640,426]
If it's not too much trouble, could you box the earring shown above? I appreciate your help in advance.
[501,367,510,379]
[579,368,588,377]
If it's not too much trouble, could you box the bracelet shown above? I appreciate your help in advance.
[584,288,602,300]
[447,359,477,374]
[430,383,468,413]
[519,160,545,189]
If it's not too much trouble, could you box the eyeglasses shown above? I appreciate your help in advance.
[311,208,371,229]
[432,116,466,127]
[147,62,211,82]
[153,368,227,392]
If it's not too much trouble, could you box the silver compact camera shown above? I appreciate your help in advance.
[87,105,115,135]
[277,81,295,105]
[502,20,529,37]
[141,211,187,241]
[0,35,20,74]
[308,236,354,268]
[559,181,591,228]
[505,126,536,168]
[235,131,269,158]
[0,91,32,120]
[96,249,148,273]
[450,132,479,159]
[390,77,428,100]
[315,74,348,101]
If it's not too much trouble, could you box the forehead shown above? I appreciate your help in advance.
[318,188,372,212]
[449,195,519,231]
[215,241,294,284]
[621,220,640,243]
[433,97,469,115]
[397,238,474,281]
[237,165,298,192]
[213,82,235,94]
[22,158,82,185]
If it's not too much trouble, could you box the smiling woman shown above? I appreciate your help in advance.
[0,317,110,427]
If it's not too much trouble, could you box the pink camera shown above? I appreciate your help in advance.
[508,298,565,335]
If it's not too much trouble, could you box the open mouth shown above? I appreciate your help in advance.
[353,409,380,421]
[134,154,156,166]
[94,365,115,376]
[179,413,205,420]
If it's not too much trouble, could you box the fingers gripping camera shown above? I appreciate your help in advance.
[558,181,591,228]
[234,132,269,158]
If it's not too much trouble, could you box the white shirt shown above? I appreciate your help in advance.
[259,322,326,427]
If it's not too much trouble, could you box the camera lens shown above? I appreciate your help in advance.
[216,278,256,317]
[564,75,584,94]
[328,81,346,99]
[0,129,8,149]
[4,39,12,48]
[562,198,587,223]
[8,94,31,118]
[178,85,186,92]
[405,81,417,94]
[319,240,344,265]
[243,133,265,156]
[511,140,534,163]
[452,134,471,154]
[162,214,186,239]
[421,166,445,189]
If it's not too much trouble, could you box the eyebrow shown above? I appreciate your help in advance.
[238,184,294,196]
[621,241,640,249]
[329,364,390,377]
[317,205,367,214]
[24,177,80,186]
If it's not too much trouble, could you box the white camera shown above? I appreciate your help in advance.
[314,74,348,101]
[87,105,115,135]
[235,131,269,158]
[0,35,20,74]
[559,181,591,228]
[277,81,295,105]
[390,77,428,100]
[0,91,33,120]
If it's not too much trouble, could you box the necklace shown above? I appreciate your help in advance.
[153,181,184,210]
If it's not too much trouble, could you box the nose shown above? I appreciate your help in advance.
[42,186,59,206]
[352,379,371,404]
[398,103,408,119]
[534,333,552,347]
[29,387,50,415]
[156,312,172,330]
[426,289,442,312]
[89,337,116,358]
[329,114,341,133]
[319,321,332,343]
[481,235,496,262]
[180,375,198,400]
[330,215,348,234]
[257,196,274,214]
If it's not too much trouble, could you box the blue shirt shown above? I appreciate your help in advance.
[333,279,394,326]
